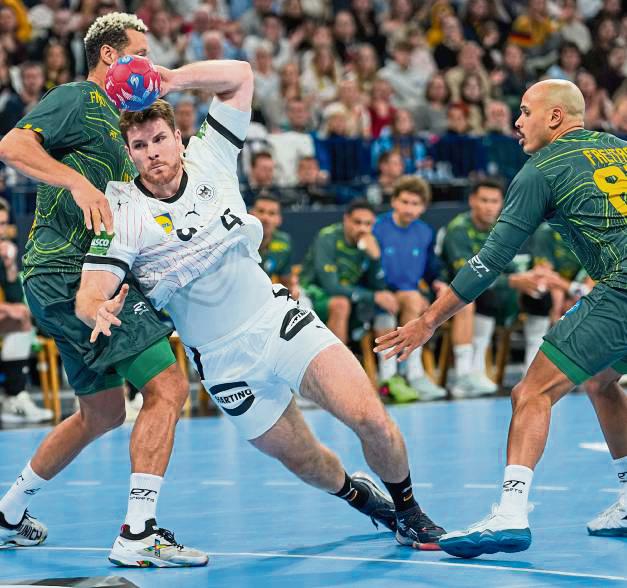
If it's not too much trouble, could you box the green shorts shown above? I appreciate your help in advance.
[302,284,331,322]
[541,283,627,385]
[25,273,175,395]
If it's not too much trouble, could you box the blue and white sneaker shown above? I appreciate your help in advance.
[587,497,627,537]
[439,504,531,559]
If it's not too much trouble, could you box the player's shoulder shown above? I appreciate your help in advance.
[271,229,292,247]
[105,180,144,207]
[40,81,91,103]
[446,212,471,232]
[319,223,342,239]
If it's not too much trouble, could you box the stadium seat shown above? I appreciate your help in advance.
[36,336,61,424]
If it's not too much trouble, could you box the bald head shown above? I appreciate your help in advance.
[524,79,585,120]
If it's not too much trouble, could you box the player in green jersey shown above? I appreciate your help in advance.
[0,13,207,567]
[375,79,627,555]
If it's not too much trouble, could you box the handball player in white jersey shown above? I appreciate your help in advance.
[75,58,445,549]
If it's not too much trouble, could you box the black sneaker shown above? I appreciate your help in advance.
[350,471,397,531]
[0,510,47,547]
[396,505,445,550]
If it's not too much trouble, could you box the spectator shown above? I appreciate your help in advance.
[372,109,428,174]
[380,0,416,40]
[42,41,71,90]
[558,0,592,54]
[202,30,224,61]
[147,10,185,69]
[353,43,378,94]
[351,0,386,61]
[135,0,164,30]
[587,0,623,33]
[462,0,492,45]
[577,70,613,130]
[281,0,306,36]
[597,43,627,99]
[333,10,359,65]
[378,40,427,112]
[414,73,450,135]
[497,43,535,115]
[28,9,80,78]
[367,149,404,205]
[250,194,296,295]
[0,61,44,136]
[373,176,447,401]
[0,47,12,107]
[174,98,197,147]
[185,6,212,63]
[368,77,396,139]
[300,45,342,115]
[28,0,62,39]
[262,61,303,131]
[460,72,487,134]
[0,5,27,65]
[325,77,371,139]
[241,151,283,206]
[252,41,280,110]
[546,42,582,82]
[240,0,273,36]
[0,197,51,424]
[432,14,464,71]
[243,13,294,72]
[407,24,437,81]
[610,95,627,138]
[283,155,334,206]
[445,41,491,104]
[223,20,247,61]
[300,199,396,344]
[585,17,619,75]
[439,179,545,398]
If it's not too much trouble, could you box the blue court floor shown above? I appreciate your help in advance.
[0,393,625,587]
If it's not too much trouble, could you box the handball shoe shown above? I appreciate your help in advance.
[350,471,397,531]
[396,505,446,550]
[0,510,47,547]
[587,497,627,537]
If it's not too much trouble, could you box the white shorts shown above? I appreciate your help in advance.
[184,285,340,439]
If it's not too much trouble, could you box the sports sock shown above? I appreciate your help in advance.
[613,455,627,501]
[498,465,534,515]
[124,473,163,534]
[332,472,369,509]
[0,462,47,526]
[405,346,424,381]
[378,352,397,382]
[471,314,495,374]
[453,344,473,377]
[383,473,418,513]
[523,315,550,371]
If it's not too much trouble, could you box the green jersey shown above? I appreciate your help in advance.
[452,130,627,302]
[529,222,582,281]
[300,223,385,303]
[259,229,293,279]
[17,82,135,279]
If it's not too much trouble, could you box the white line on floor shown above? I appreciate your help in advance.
[264,481,299,486]
[66,481,101,486]
[464,483,498,489]
[25,548,627,582]
[535,485,568,491]
[600,488,621,493]
[201,480,235,486]
[411,483,433,488]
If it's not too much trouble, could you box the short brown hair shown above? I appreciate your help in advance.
[392,175,431,205]
[119,99,176,144]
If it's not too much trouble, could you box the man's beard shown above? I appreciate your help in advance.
[143,160,181,186]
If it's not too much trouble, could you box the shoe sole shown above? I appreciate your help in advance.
[587,527,627,537]
[108,552,209,568]
[395,530,442,551]
[351,471,397,532]
[439,528,531,559]
[0,531,48,548]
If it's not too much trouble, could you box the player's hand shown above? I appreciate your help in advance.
[374,290,400,315]
[90,284,129,343]
[357,233,381,259]
[0,303,31,334]
[0,240,17,267]
[431,280,448,298]
[155,65,174,97]
[373,317,435,361]
[70,178,113,234]
[508,271,546,298]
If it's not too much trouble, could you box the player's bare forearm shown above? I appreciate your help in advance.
[422,286,468,331]
[0,129,88,192]
[76,271,122,328]
[161,60,253,108]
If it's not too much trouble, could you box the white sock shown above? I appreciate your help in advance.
[405,346,424,380]
[472,314,495,374]
[454,344,473,377]
[124,473,163,534]
[378,352,397,381]
[613,455,627,501]
[498,465,534,515]
[0,462,47,525]
[523,315,550,372]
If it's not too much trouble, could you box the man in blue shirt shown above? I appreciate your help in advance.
[373,176,447,400]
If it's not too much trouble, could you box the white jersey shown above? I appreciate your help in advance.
[84,98,273,345]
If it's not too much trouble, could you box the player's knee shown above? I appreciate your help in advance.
[398,291,427,315]
[584,375,620,400]
[82,402,126,435]
[510,379,544,409]
[328,296,351,319]
[353,408,396,446]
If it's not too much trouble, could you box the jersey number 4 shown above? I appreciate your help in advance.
[221,208,243,231]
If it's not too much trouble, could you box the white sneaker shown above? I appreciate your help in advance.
[108,518,208,567]
[1,391,53,423]
[450,373,497,399]
[408,375,447,401]
[450,374,479,399]
[0,510,47,547]
[587,497,627,537]
[439,504,532,558]
[125,394,143,422]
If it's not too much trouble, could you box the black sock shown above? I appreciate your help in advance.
[383,474,418,513]
[332,472,369,509]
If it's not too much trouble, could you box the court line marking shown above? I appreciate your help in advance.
[464,484,498,489]
[24,547,627,582]
[264,481,299,486]
[66,481,101,486]
[535,485,568,491]
[201,480,235,486]
[411,483,433,488]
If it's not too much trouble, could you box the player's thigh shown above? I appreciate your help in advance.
[78,385,126,430]
[541,284,627,386]
[514,349,576,406]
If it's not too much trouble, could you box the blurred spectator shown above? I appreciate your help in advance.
[223,20,246,61]
[283,155,334,206]
[300,199,393,344]
[611,95,627,138]
[147,10,186,69]
[203,30,224,61]
[281,0,306,36]
[28,0,62,38]
[380,0,416,40]
[351,0,386,61]
[445,42,491,104]
[185,6,212,63]
[430,103,487,178]
[0,5,27,65]
[241,151,283,206]
[174,97,197,147]
[368,77,396,139]
[354,43,378,94]
[597,43,627,99]
[545,41,582,82]
[372,176,447,401]
[577,70,613,130]
[28,9,80,78]
[240,0,273,36]
[300,45,342,115]
[378,40,426,112]
[587,0,624,33]
[262,62,303,131]
[1,0,30,45]
[585,17,620,75]
[333,10,358,64]
[325,77,370,139]
[407,25,437,81]
[558,0,592,54]
[244,12,294,72]
[42,41,71,89]
[0,61,44,136]
[433,14,464,71]
[460,72,487,134]
[367,149,404,205]
[252,41,280,110]
[135,0,163,30]
[414,73,450,135]
[0,47,12,105]
[372,109,428,173]
[497,43,535,115]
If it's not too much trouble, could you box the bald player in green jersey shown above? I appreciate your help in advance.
[0,13,207,567]
[375,79,627,556]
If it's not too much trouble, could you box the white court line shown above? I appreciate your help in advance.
[25,547,627,582]
[464,484,498,489]
[535,485,568,491]
[412,483,433,488]
[201,480,235,486]
[66,481,101,486]
[264,481,299,486]
[601,488,621,493]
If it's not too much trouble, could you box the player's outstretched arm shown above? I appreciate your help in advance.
[76,270,124,342]
[157,59,253,111]
[0,129,113,233]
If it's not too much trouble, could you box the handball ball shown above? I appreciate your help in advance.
[105,55,161,112]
